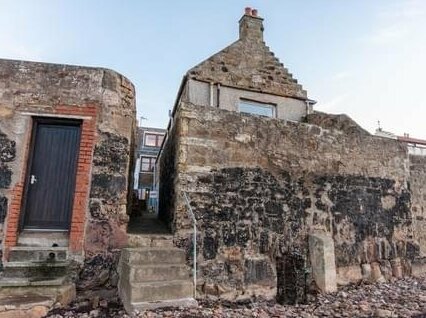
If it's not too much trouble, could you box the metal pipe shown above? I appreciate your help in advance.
[217,83,221,108]
[209,82,214,107]
[183,192,197,299]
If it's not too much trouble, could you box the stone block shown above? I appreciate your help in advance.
[412,259,426,277]
[309,231,337,293]
[361,263,372,281]
[336,265,362,285]
[371,262,386,282]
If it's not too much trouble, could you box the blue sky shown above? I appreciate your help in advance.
[1,1,425,137]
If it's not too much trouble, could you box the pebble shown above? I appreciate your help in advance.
[46,277,426,318]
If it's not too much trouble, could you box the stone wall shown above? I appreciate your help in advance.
[0,59,136,296]
[409,154,426,257]
[0,130,16,266]
[159,102,420,302]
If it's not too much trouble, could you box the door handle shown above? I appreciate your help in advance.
[30,175,37,185]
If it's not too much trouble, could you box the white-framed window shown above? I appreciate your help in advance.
[140,156,156,172]
[144,133,164,147]
[239,99,276,118]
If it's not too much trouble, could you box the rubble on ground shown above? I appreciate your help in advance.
[46,277,426,318]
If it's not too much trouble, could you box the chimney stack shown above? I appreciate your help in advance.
[239,7,264,42]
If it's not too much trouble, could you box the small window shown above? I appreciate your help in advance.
[144,133,164,147]
[239,100,275,118]
[140,157,156,172]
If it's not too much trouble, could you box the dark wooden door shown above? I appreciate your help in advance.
[22,119,81,230]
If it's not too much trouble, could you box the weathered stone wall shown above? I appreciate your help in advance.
[0,130,16,267]
[158,119,180,229]
[409,154,426,257]
[0,59,136,296]
[160,102,420,301]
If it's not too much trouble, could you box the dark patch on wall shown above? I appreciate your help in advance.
[0,130,15,268]
[0,196,7,223]
[187,167,308,296]
[90,174,126,203]
[244,258,275,285]
[0,132,16,163]
[185,166,415,300]
[0,165,12,189]
[158,124,178,228]
[276,252,307,305]
[93,132,129,174]
[76,252,120,296]
[313,175,413,266]
[89,200,105,220]
[203,231,218,260]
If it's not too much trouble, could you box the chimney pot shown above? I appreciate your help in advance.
[239,7,264,42]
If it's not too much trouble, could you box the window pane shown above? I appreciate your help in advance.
[239,101,274,117]
[145,134,157,146]
[141,163,150,172]
[156,135,164,147]
[140,157,154,172]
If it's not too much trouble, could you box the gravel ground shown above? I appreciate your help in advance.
[47,277,426,318]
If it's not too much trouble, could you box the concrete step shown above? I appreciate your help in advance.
[0,276,67,288]
[0,293,54,318]
[120,248,186,265]
[120,262,190,283]
[17,231,69,247]
[0,283,76,317]
[124,298,198,313]
[9,246,68,262]
[3,261,69,279]
[127,234,174,248]
[124,280,193,303]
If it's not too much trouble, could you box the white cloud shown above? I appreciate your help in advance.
[330,71,352,81]
[368,24,409,44]
[378,0,425,19]
[365,0,426,45]
[316,94,350,112]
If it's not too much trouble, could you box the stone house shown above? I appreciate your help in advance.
[0,59,136,304]
[0,7,425,315]
[157,8,426,303]
[133,126,166,211]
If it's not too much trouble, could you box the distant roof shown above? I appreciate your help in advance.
[138,126,166,133]
[397,135,426,146]
[186,9,308,100]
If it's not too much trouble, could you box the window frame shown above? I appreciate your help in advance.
[238,99,276,118]
[143,132,164,148]
[140,156,156,173]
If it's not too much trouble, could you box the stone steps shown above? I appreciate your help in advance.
[124,280,193,303]
[127,234,174,248]
[0,284,75,318]
[9,246,68,262]
[119,244,196,313]
[120,247,186,265]
[2,260,69,279]
[120,262,190,282]
[0,246,70,290]
[0,245,75,317]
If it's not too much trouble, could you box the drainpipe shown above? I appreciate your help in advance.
[305,100,310,115]
[209,82,214,107]
[152,163,157,216]
[217,83,221,108]
[305,99,316,115]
